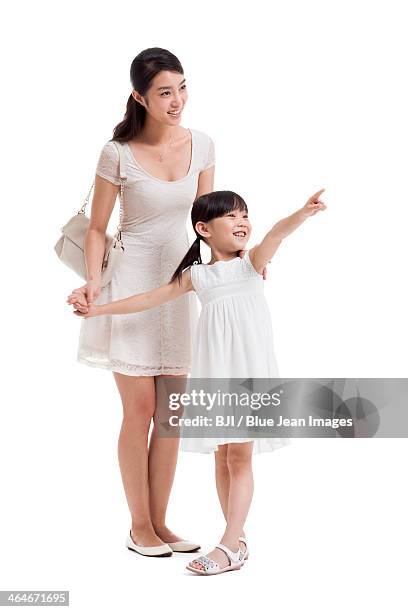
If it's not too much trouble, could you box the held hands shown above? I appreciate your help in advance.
[301,189,327,217]
[66,280,101,318]
[71,301,100,318]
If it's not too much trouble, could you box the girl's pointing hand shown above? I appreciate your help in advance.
[302,189,327,217]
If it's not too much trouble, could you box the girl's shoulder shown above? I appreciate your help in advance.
[189,261,202,292]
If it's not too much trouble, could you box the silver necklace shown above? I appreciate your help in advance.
[157,134,174,162]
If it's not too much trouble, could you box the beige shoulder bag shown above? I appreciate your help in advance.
[54,140,126,288]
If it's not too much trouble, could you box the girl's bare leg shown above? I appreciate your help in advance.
[148,374,189,542]
[190,442,253,571]
[222,442,253,550]
[214,444,230,519]
[113,372,165,547]
[215,444,248,552]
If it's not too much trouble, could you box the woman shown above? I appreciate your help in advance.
[67,47,215,557]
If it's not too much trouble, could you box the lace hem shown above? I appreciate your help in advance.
[77,354,190,377]
[181,437,291,454]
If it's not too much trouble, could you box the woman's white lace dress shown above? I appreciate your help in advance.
[77,128,215,376]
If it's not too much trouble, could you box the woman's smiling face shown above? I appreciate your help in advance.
[132,70,188,126]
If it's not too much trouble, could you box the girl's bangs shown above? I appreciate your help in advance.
[191,190,249,225]
[215,192,248,216]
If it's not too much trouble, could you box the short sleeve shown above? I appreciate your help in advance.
[189,262,201,292]
[202,136,215,171]
[95,141,121,185]
[243,250,263,278]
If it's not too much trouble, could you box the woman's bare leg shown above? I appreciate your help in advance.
[190,442,253,571]
[148,374,188,542]
[113,372,165,547]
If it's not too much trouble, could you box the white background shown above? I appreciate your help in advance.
[1,0,407,610]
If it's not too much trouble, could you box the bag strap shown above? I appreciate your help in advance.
[112,141,126,249]
[77,140,128,250]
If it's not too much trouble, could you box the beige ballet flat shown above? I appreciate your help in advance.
[167,540,201,553]
[126,531,173,557]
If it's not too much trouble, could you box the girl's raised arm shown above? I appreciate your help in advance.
[73,268,194,318]
[249,189,326,274]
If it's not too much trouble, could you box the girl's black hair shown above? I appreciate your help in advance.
[111,48,184,143]
[170,190,248,285]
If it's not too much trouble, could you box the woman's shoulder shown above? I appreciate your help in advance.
[95,139,121,185]
[191,128,215,171]
[191,128,214,148]
[100,139,120,157]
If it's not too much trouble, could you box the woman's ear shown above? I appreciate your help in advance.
[132,89,145,107]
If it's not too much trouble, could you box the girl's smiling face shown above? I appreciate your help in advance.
[132,70,188,126]
[196,209,252,253]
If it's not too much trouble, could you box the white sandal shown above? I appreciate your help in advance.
[239,536,249,561]
[186,543,244,575]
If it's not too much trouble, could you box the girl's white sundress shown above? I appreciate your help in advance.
[77,128,215,376]
[180,251,291,454]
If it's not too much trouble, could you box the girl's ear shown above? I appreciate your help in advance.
[195,221,210,239]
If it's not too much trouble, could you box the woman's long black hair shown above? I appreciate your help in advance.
[170,191,248,285]
[111,48,184,143]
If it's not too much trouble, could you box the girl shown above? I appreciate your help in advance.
[72,188,327,574]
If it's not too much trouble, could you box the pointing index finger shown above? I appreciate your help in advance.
[310,188,325,200]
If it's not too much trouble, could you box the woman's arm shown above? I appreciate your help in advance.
[74,268,194,318]
[249,189,327,274]
[195,164,215,199]
[196,135,216,197]
[85,176,119,283]
[68,174,120,312]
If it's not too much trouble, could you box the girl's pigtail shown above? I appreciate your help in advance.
[170,236,202,285]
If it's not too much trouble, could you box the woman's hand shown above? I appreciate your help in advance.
[66,280,101,314]
[238,249,268,280]
[301,189,327,217]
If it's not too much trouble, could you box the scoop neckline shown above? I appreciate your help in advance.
[125,127,194,184]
